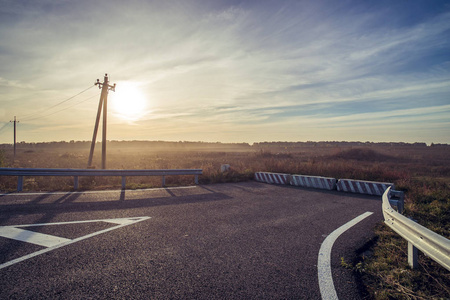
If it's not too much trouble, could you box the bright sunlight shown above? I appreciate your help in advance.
[110,82,148,121]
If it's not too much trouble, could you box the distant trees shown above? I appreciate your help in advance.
[0,140,447,152]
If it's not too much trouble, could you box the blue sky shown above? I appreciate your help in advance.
[0,0,449,144]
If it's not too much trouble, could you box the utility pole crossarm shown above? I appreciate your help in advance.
[95,75,116,92]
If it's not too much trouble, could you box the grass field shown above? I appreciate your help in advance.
[0,140,449,299]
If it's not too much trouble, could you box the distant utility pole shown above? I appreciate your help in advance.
[10,116,19,159]
[87,74,116,169]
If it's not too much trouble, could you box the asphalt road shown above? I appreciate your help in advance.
[0,181,383,299]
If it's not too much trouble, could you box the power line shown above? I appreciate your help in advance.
[0,122,11,135]
[23,92,101,122]
[21,85,96,121]
[0,87,100,144]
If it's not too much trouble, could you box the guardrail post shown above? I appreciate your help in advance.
[162,176,165,187]
[17,176,23,192]
[121,176,126,189]
[389,190,405,214]
[408,242,418,269]
[195,175,198,185]
[393,190,405,214]
[397,198,404,214]
[74,176,79,190]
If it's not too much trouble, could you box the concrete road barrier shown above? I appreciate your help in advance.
[254,172,290,185]
[337,179,394,196]
[290,175,337,190]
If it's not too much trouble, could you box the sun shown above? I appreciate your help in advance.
[110,82,148,121]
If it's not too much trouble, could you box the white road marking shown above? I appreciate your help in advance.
[12,217,147,228]
[0,227,71,247]
[317,211,373,300]
[0,185,197,197]
[0,216,151,270]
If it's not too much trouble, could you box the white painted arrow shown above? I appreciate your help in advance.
[0,216,151,270]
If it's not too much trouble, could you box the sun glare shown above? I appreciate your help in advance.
[111,82,148,121]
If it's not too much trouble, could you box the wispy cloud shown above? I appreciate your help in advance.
[0,0,449,143]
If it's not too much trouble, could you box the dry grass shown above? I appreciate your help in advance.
[0,141,449,298]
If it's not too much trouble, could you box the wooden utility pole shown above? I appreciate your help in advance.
[10,116,18,159]
[87,74,115,169]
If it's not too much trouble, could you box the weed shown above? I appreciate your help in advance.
[355,223,450,299]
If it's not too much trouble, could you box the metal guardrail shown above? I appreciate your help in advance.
[0,168,202,191]
[382,187,450,271]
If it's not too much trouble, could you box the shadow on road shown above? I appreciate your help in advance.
[0,188,232,217]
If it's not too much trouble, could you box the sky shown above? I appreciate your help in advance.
[0,0,449,144]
